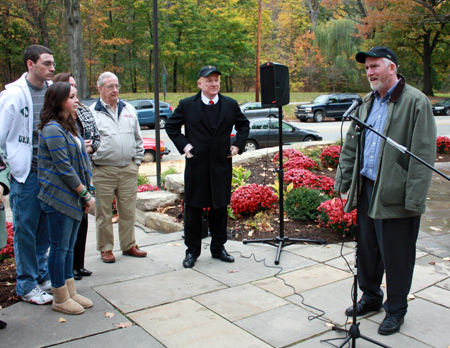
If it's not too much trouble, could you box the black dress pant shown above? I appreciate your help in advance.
[357,179,420,319]
[184,205,228,258]
[73,213,88,271]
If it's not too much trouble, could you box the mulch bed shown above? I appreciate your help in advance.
[161,150,352,246]
[0,258,18,309]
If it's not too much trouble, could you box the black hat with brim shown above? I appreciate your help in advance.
[355,46,398,66]
[198,65,221,78]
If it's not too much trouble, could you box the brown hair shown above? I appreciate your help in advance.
[52,72,73,83]
[39,82,78,136]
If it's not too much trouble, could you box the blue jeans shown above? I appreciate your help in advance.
[41,203,80,288]
[10,172,50,296]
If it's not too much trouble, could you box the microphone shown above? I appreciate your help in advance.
[343,99,362,119]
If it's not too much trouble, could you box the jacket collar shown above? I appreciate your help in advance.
[389,75,406,102]
[93,98,126,117]
[364,74,406,105]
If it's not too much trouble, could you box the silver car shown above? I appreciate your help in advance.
[240,102,282,119]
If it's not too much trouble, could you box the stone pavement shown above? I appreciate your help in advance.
[1,164,450,348]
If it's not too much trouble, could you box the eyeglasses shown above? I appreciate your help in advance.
[103,84,121,91]
[41,61,56,68]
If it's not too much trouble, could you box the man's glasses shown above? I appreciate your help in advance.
[41,61,56,68]
[103,84,121,91]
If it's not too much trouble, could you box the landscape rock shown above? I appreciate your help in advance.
[144,211,183,233]
[164,174,185,193]
[136,190,180,211]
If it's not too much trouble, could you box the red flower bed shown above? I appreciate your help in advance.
[436,136,450,154]
[230,184,278,216]
[320,145,341,168]
[0,221,14,260]
[316,198,357,236]
[283,168,335,196]
[137,184,161,192]
[283,156,318,171]
[272,148,306,164]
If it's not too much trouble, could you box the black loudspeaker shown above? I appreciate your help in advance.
[260,62,290,107]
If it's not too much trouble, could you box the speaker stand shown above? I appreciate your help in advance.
[243,106,325,264]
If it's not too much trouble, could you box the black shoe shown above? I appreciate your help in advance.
[78,268,93,276]
[378,315,404,335]
[345,300,382,317]
[212,249,234,263]
[73,269,83,281]
[183,253,197,268]
[0,320,6,329]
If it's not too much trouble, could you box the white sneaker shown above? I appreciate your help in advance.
[20,286,53,305]
[37,280,52,294]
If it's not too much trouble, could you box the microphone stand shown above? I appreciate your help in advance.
[330,119,390,348]
[243,106,325,265]
[330,112,448,348]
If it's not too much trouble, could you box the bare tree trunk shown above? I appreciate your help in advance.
[63,0,89,98]
[172,60,177,93]
[304,0,320,32]
[422,31,434,96]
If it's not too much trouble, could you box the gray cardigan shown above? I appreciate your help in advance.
[37,121,92,221]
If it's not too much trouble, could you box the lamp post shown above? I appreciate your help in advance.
[255,0,262,102]
[153,0,161,187]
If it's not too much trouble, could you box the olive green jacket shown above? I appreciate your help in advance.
[334,77,437,219]
[0,148,10,249]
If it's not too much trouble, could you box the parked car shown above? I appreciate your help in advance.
[142,137,170,163]
[240,102,282,119]
[295,93,362,122]
[128,99,173,128]
[432,98,450,116]
[231,117,322,152]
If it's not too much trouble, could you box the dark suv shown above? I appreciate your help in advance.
[295,93,362,122]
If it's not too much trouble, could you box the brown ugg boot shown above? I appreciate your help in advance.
[66,278,93,309]
[51,285,85,315]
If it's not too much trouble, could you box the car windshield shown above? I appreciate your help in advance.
[313,95,330,104]
[435,99,450,106]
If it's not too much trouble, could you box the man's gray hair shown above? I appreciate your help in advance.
[97,71,118,87]
[382,57,397,73]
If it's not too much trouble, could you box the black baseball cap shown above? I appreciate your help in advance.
[198,65,221,78]
[355,46,398,66]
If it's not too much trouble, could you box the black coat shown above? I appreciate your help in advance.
[165,92,249,208]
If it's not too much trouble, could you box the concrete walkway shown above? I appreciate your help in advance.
[1,164,450,348]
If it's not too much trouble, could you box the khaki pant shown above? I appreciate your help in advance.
[93,163,139,251]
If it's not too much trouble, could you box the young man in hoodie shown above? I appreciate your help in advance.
[0,45,55,305]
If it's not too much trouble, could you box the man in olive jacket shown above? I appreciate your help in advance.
[166,65,249,268]
[335,47,436,335]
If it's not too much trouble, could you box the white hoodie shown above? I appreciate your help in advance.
[0,73,37,183]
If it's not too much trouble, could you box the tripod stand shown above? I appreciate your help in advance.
[243,106,325,265]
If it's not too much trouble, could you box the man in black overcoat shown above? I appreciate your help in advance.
[165,65,249,268]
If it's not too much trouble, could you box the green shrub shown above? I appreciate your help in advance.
[232,165,251,192]
[285,187,327,221]
[137,173,150,186]
[161,167,178,188]
[302,146,322,161]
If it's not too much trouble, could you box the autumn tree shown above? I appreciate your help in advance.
[355,0,450,96]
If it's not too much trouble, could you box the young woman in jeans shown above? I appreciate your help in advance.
[37,82,96,315]
[52,73,101,280]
